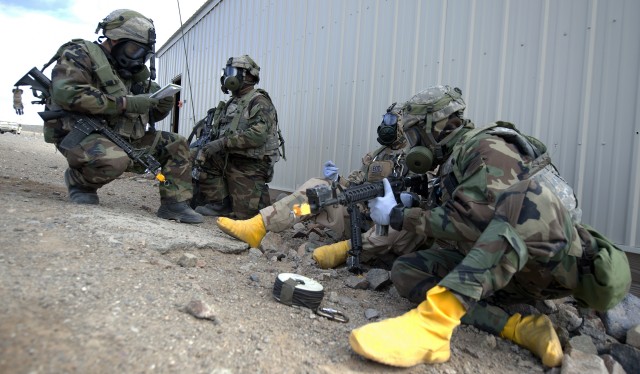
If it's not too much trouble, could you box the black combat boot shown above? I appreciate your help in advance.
[157,201,204,224]
[195,196,232,217]
[64,169,99,205]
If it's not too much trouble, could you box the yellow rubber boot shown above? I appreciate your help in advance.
[216,214,266,248]
[500,313,563,367]
[349,285,466,367]
[312,240,350,269]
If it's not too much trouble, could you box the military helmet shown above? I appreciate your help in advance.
[402,85,467,173]
[96,9,156,45]
[227,55,261,80]
[401,85,465,131]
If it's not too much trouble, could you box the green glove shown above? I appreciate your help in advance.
[126,94,159,114]
[156,96,175,112]
[203,138,226,157]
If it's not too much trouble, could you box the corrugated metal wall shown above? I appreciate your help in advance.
[156,0,640,252]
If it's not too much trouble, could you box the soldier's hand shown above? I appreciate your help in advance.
[323,160,339,181]
[368,178,396,225]
[125,94,159,114]
[156,96,175,112]
[203,138,226,157]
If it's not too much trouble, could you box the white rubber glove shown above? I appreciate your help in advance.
[400,192,414,207]
[323,160,339,181]
[368,178,396,225]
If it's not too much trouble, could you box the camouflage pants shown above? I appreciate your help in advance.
[61,131,193,203]
[260,177,428,262]
[198,153,272,219]
[391,178,583,335]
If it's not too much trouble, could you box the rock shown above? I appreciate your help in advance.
[249,274,260,282]
[248,248,263,257]
[626,324,640,349]
[364,308,379,320]
[183,299,218,323]
[560,350,607,374]
[599,293,640,341]
[366,268,390,290]
[534,299,558,314]
[609,343,640,374]
[292,223,305,231]
[502,303,540,317]
[484,335,497,349]
[600,354,627,374]
[566,335,598,355]
[261,232,284,252]
[344,276,369,290]
[177,253,197,267]
[556,305,582,332]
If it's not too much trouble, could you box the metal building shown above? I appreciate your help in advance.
[155,0,640,262]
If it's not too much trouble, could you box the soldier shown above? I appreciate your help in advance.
[194,55,283,220]
[50,9,202,223]
[349,85,631,368]
[215,103,429,269]
[12,88,24,115]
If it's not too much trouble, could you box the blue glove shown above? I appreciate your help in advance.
[323,160,339,181]
[368,178,397,225]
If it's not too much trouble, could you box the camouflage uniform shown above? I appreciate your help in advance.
[196,88,279,219]
[260,141,428,262]
[50,40,192,204]
[391,121,630,334]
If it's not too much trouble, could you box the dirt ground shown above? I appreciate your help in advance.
[0,132,548,374]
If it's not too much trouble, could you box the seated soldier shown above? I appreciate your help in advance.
[215,103,429,269]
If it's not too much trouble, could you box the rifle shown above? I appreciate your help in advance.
[189,106,218,181]
[305,174,430,274]
[14,67,166,183]
[40,110,166,183]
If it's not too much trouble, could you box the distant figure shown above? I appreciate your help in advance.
[13,88,24,115]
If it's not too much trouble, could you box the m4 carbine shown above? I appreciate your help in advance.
[14,67,166,183]
[305,174,429,274]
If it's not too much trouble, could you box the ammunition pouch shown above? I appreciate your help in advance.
[573,224,631,312]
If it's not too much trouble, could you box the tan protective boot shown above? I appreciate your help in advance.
[500,313,563,367]
[312,240,350,269]
[216,214,266,248]
[349,285,466,367]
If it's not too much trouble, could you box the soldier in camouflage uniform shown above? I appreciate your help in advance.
[50,9,202,223]
[194,55,282,220]
[216,103,428,269]
[349,85,631,368]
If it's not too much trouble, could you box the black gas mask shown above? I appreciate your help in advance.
[376,103,399,146]
[111,39,151,79]
[220,65,245,94]
[404,116,465,174]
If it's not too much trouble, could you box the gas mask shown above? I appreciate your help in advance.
[111,39,151,79]
[220,65,245,94]
[376,103,399,146]
[404,118,465,174]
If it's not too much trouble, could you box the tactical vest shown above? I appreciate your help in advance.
[362,142,410,182]
[215,88,284,162]
[45,39,147,141]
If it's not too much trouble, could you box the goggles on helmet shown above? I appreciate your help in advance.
[120,40,151,61]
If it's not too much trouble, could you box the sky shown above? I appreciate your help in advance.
[0,0,206,126]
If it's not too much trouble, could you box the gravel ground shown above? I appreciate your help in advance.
[0,132,546,374]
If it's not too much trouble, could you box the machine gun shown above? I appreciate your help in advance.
[305,174,430,274]
[14,67,166,183]
[188,103,223,207]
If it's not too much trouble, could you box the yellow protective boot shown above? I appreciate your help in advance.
[499,313,563,367]
[216,214,266,248]
[312,240,350,269]
[349,285,466,367]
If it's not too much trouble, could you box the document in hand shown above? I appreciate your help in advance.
[151,84,181,99]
